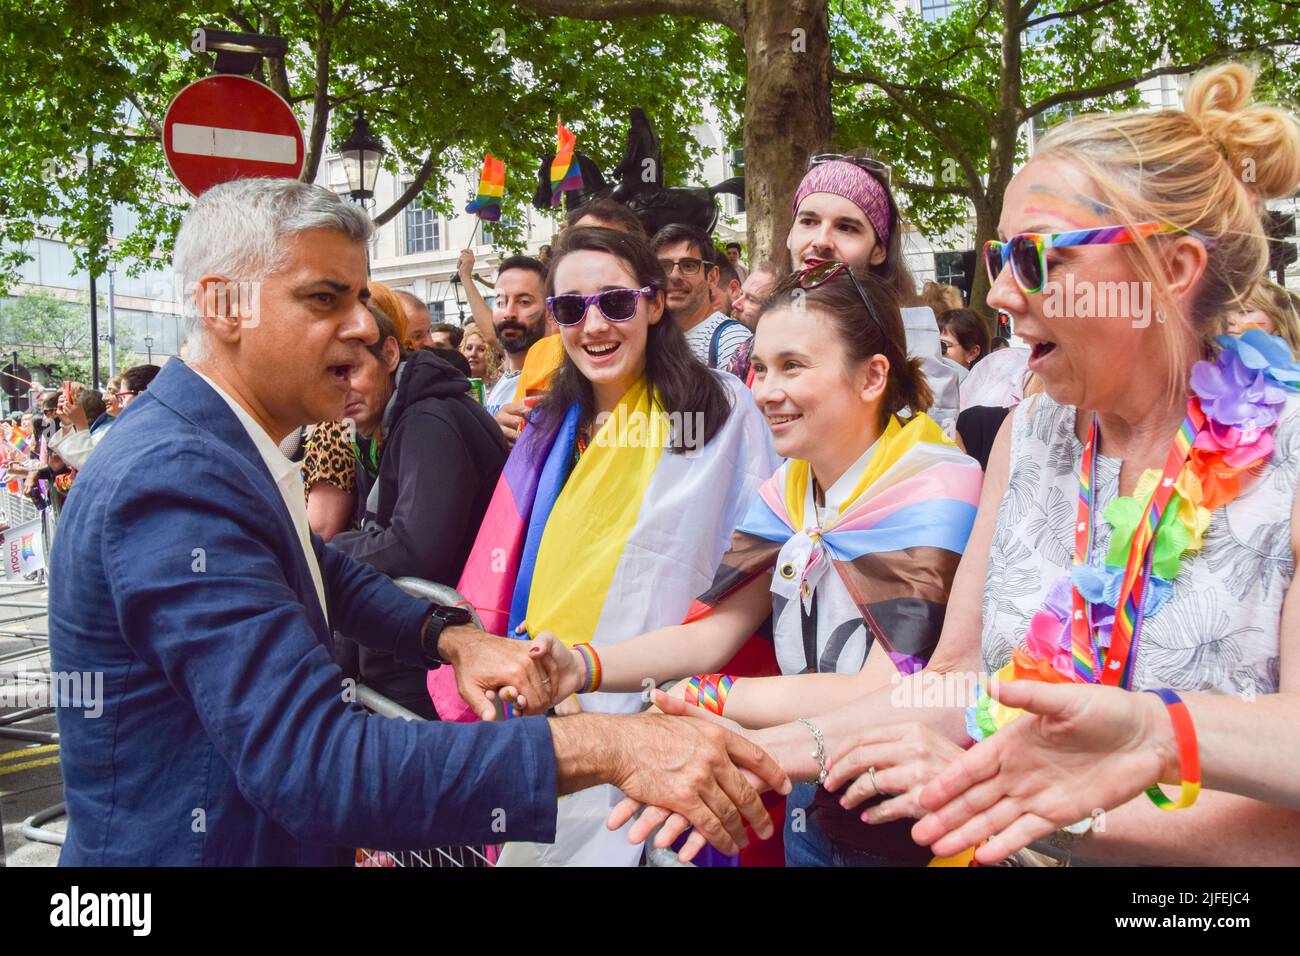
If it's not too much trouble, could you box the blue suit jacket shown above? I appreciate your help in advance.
[49,361,557,865]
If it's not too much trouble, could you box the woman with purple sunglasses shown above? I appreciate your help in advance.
[437,226,778,866]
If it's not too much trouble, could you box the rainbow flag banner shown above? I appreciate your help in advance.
[0,517,45,580]
[3,424,32,457]
[549,118,583,206]
[464,154,505,222]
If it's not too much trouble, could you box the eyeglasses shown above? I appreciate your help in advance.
[983,222,1186,296]
[807,153,892,186]
[773,260,897,354]
[658,257,710,277]
[546,287,655,327]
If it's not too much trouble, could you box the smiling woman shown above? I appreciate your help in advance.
[733,63,1300,869]
[434,227,779,866]
[529,265,983,867]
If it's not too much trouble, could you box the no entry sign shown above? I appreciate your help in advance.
[163,74,305,197]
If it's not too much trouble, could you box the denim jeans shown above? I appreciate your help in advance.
[783,782,899,867]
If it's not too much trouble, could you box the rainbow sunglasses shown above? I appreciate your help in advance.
[983,222,1186,295]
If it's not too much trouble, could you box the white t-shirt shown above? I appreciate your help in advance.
[485,370,521,416]
[771,441,878,677]
[683,311,752,370]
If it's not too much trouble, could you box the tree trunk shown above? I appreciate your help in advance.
[740,0,832,269]
[967,0,1026,319]
[300,6,336,183]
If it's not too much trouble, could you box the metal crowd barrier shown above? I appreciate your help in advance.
[352,577,494,868]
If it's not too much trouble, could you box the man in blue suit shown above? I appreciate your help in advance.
[48,178,786,866]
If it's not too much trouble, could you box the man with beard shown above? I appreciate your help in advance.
[456,251,547,417]
[651,223,751,372]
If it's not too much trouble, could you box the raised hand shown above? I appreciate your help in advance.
[457,248,475,281]
[911,679,1170,864]
[440,627,561,720]
[495,402,527,447]
[822,719,966,824]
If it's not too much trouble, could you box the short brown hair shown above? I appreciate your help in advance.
[759,270,933,427]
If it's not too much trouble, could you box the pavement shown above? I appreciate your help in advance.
[0,577,63,867]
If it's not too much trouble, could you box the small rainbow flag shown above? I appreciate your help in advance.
[549,117,583,206]
[9,426,32,457]
[465,154,505,222]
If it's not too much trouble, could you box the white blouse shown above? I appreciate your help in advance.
[982,392,1300,696]
[771,440,879,676]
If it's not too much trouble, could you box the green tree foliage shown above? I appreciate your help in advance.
[833,0,1300,310]
[0,0,728,288]
[0,290,131,384]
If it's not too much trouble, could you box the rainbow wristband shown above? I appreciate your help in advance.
[1143,688,1201,811]
[685,673,735,716]
[574,643,602,694]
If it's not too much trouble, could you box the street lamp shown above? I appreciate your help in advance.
[337,110,386,204]
[450,273,468,323]
[144,334,154,365]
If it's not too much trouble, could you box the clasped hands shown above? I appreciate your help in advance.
[442,628,790,862]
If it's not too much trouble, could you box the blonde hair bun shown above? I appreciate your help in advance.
[1185,63,1300,200]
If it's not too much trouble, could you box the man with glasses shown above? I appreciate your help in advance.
[651,223,752,373]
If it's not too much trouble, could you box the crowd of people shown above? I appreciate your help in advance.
[34,61,1300,868]
[1,364,161,516]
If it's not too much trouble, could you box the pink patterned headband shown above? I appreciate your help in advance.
[792,160,892,248]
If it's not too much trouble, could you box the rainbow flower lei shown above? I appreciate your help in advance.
[969,329,1300,740]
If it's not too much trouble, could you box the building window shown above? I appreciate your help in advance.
[934,250,977,305]
[919,0,953,21]
[482,217,510,246]
[404,187,441,254]
[428,301,445,323]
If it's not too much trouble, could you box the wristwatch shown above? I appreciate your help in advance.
[420,604,474,665]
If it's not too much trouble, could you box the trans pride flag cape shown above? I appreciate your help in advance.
[430,373,776,721]
[687,412,982,676]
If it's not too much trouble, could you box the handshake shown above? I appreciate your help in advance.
[435,623,790,863]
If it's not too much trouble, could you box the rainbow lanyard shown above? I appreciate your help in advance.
[1071,403,1203,686]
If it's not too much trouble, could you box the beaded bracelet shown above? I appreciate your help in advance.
[1143,688,1201,811]
[685,673,735,716]
[574,643,602,694]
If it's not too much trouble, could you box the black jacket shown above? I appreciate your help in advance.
[331,350,508,715]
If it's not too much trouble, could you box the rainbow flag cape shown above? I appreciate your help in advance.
[464,154,505,222]
[688,413,982,676]
[549,118,583,206]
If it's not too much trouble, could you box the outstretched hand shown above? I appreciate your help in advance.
[911,679,1171,864]
[604,689,777,863]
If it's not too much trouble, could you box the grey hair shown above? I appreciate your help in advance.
[173,177,373,361]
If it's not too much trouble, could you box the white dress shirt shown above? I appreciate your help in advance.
[194,372,329,625]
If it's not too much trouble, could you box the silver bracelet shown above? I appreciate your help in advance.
[797,717,828,786]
